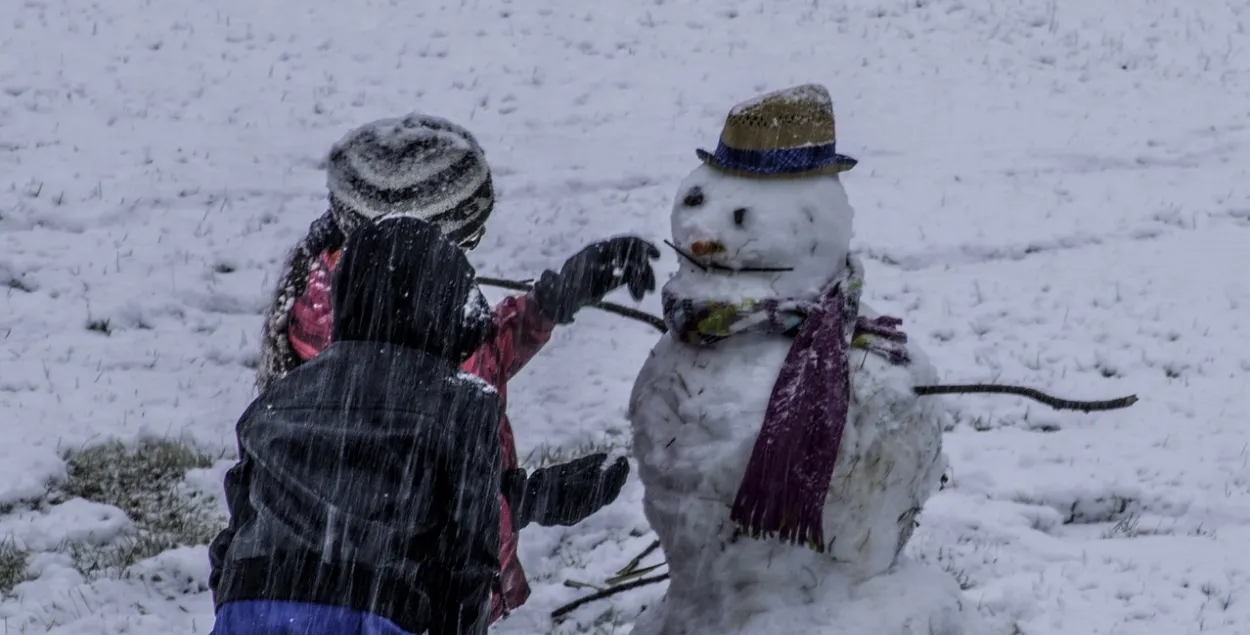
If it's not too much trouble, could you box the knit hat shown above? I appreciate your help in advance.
[326,113,494,247]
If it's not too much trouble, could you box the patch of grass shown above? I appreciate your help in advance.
[5,276,34,293]
[1100,513,1162,539]
[1189,524,1216,538]
[1100,513,1217,540]
[1013,492,1139,526]
[0,536,31,595]
[85,318,112,336]
[915,545,978,591]
[941,562,974,591]
[1200,582,1234,611]
[53,438,223,581]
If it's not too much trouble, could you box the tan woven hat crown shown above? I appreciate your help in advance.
[696,83,857,178]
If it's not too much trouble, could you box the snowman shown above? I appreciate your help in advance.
[627,85,985,635]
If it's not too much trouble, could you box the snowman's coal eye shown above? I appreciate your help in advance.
[682,187,705,207]
[732,207,747,227]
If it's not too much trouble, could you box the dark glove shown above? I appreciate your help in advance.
[532,236,660,324]
[502,454,630,531]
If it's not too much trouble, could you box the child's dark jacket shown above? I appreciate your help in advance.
[257,210,556,621]
[210,218,503,635]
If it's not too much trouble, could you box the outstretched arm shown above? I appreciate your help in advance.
[484,236,661,380]
[484,292,557,380]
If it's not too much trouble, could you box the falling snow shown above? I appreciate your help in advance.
[1,0,1250,633]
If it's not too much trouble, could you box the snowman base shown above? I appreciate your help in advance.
[631,556,987,635]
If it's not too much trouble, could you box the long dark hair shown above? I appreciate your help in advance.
[255,205,347,394]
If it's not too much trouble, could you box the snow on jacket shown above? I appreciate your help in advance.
[255,210,555,621]
[211,217,505,635]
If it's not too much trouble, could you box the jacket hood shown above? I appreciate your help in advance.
[331,216,493,362]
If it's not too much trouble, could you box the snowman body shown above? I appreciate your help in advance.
[628,165,976,635]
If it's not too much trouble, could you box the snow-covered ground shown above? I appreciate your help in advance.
[2,0,1249,632]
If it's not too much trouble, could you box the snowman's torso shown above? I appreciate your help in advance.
[629,315,949,633]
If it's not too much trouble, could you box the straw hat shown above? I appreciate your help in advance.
[696,84,858,178]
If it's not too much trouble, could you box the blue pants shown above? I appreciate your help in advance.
[212,600,415,635]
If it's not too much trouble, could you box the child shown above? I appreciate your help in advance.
[255,113,654,621]
[210,217,504,635]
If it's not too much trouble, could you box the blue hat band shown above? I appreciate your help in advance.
[703,140,857,176]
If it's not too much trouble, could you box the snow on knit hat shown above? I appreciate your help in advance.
[326,113,494,247]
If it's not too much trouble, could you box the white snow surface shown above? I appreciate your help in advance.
[1,0,1249,634]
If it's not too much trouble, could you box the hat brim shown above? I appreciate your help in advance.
[695,148,858,179]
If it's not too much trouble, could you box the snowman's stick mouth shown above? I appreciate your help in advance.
[663,240,795,274]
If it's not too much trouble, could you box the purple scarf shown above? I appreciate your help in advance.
[661,258,910,552]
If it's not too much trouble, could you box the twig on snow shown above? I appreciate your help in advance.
[913,384,1138,412]
[615,539,662,577]
[476,276,667,332]
[604,562,666,586]
[476,276,1140,413]
[551,573,670,621]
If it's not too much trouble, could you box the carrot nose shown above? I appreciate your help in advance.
[689,240,726,257]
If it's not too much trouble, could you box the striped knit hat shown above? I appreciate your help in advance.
[326,113,494,247]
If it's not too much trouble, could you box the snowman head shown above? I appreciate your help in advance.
[666,83,859,301]
[666,163,855,300]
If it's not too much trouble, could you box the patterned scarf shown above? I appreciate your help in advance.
[661,256,910,552]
